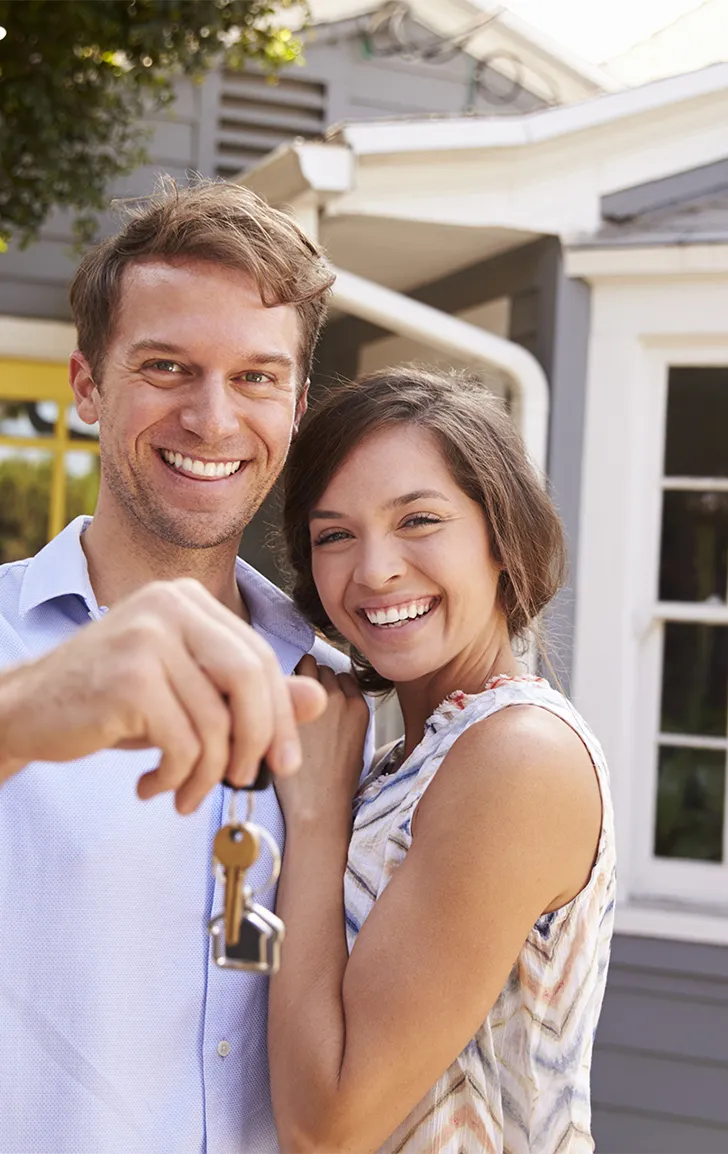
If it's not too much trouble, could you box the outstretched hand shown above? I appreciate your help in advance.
[0,578,328,813]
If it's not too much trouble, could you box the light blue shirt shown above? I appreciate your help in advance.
[0,517,361,1154]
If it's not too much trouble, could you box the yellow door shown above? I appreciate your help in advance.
[0,358,100,564]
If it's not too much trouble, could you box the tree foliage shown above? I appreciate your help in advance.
[0,0,303,248]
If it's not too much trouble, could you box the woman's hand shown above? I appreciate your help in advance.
[275,654,370,829]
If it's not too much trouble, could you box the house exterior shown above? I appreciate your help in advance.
[3,3,728,1150]
[239,62,728,1152]
[0,0,607,561]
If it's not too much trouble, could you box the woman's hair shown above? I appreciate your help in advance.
[283,365,566,693]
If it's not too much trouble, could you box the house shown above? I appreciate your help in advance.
[239,61,728,1153]
[0,0,612,560]
[2,2,728,1149]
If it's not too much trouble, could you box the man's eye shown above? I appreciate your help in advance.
[240,371,269,384]
[147,360,182,373]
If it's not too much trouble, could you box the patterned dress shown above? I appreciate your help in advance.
[345,675,616,1154]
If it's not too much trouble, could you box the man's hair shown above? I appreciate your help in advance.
[69,177,334,384]
[283,365,566,693]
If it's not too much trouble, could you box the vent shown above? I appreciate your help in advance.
[214,70,327,179]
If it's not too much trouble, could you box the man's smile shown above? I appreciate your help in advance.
[159,448,244,479]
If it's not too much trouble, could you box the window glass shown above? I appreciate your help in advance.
[660,623,728,737]
[659,490,728,603]
[664,368,728,477]
[655,746,725,862]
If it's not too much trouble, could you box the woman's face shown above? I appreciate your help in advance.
[309,424,507,689]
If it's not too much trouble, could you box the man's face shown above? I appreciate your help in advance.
[70,259,307,550]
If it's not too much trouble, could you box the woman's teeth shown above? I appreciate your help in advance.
[160,449,242,478]
[363,599,437,627]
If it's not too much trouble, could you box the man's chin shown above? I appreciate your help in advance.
[138,508,249,551]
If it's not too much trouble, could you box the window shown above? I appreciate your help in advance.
[636,366,728,906]
[0,358,99,564]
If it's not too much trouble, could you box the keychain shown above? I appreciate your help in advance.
[208,764,285,973]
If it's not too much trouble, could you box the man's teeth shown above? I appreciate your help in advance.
[160,450,242,478]
[364,600,436,626]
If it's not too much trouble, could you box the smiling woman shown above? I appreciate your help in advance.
[272,365,615,1154]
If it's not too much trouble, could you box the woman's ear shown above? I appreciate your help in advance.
[69,351,101,425]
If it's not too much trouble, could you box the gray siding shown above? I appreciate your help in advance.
[592,934,728,1153]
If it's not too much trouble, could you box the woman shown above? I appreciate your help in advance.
[270,366,614,1154]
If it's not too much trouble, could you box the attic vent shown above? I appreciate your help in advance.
[214,70,327,179]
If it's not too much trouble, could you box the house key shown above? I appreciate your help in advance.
[213,821,260,946]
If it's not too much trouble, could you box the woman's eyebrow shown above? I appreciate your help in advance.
[387,489,451,508]
[309,490,451,521]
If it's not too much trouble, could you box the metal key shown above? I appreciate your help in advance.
[213,823,260,946]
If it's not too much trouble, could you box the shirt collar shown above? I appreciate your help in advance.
[19,515,315,652]
[19,516,99,617]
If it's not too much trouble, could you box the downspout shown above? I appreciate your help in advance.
[331,267,550,475]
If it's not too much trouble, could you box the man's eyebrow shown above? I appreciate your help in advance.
[309,490,452,521]
[127,340,295,370]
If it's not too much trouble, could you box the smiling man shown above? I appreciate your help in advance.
[0,180,361,1154]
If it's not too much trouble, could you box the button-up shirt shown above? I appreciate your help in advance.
[0,517,363,1154]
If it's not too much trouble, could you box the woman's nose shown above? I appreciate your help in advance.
[353,539,407,590]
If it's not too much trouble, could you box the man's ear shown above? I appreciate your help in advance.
[293,379,309,434]
[69,351,101,425]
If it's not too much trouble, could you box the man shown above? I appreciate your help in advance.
[0,179,362,1154]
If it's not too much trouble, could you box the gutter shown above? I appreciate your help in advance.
[331,267,550,474]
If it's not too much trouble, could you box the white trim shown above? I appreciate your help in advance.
[330,266,549,473]
[0,316,76,362]
[656,602,728,625]
[662,476,728,490]
[565,243,728,281]
[616,901,728,946]
[336,63,728,156]
[573,294,728,942]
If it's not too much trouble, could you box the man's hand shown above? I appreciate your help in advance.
[0,579,327,813]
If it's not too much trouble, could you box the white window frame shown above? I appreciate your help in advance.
[630,349,728,908]
[568,245,728,946]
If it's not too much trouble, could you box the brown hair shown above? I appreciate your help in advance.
[283,365,566,693]
[69,176,334,384]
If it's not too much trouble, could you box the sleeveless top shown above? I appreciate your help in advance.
[345,675,616,1154]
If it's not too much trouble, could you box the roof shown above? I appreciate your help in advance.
[608,0,728,86]
[586,189,728,247]
[306,0,620,102]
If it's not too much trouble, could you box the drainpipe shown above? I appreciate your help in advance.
[331,267,550,475]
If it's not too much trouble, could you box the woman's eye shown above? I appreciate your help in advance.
[402,514,442,529]
[312,529,352,546]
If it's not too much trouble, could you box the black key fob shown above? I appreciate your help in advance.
[222,760,272,792]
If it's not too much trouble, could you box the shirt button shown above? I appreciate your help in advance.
[217,1040,231,1057]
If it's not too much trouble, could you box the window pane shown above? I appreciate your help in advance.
[659,490,728,602]
[665,368,728,477]
[0,401,58,441]
[655,746,725,862]
[0,449,54,563]
[660,623,728,736]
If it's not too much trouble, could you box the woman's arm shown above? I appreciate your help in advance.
[270,689,602,1154]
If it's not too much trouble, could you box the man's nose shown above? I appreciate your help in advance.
[178,376,240,442]
[353,538,407,590]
